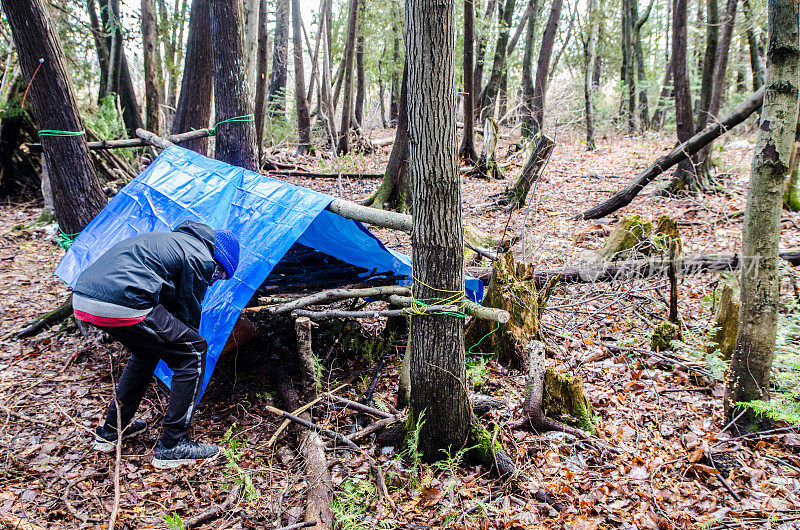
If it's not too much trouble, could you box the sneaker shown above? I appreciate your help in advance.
[93,420,148,453]
[152,438,221,469]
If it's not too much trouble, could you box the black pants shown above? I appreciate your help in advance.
[97,305,207,442]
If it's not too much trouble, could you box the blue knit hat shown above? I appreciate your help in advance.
[213,229,240,279]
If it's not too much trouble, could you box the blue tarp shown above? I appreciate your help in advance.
[55,146,483,400]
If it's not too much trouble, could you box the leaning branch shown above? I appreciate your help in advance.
[249,285,411,315]
[576,87,765,220]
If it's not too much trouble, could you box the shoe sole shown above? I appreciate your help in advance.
[152,452,221,469]
[93,428,147,453]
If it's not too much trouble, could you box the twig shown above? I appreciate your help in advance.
[0,405,58,428]
[292,304,458,320]
[324,394,393,419]
[266,384,347,448]
[108,354,122,530]
[346,415,402,442]
[273,522,317,530]
[251,286,411,315]
[63,473,104,524]
[182,485,240,529]
[265,405,360,451]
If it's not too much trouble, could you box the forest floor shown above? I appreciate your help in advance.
[1,127,800,529]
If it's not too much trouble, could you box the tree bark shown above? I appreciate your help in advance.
[292,0,312,155]
[244,0,261,96]
[577,87,765,220]
[724,0,800,425]
[696,0,719,131]
[172,0,213,155]
[651,57,673,129]
[354,0,366,128]
[2,0,106,234]
[520,0,538,137]
[547,7,575,84]
[268,0,290,118]
[318,0,337,146]
[254,0,271,162]
[406,0,470,459]
[210,0,257,170]
[337,0,360,154]
[621,0,635,133]
[531,0,564,135]
[473,0,497,110]
[459,0,479,162]
[744,0,765,90]
[671,0,697,189]
[87,0,110,104]
[389,15,401,125]
[583,0,599,149]
[142,0,161,135]
[477,0,515,121]
[632,0,654,129]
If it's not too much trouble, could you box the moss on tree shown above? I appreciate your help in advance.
[542,368,596,434]
[650,320,682,351]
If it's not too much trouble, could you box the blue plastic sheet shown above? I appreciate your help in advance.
[55,146,484,400]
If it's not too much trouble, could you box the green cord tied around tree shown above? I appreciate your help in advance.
[57,227,79,250]
[38,129,86,137]
[407,276,500,355]
[206,115,254,137]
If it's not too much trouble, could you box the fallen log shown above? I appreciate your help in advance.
[182,485,240,529]
[291,304,458,320]
[15,294,73,339]
[576,87,765,220]
[251,285,411,315]
[134,128,414,233]
[381,294,511,323]
[466,248,800,286]
[268,170,385,179]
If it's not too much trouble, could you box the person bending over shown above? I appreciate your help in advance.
[72,220,239,469]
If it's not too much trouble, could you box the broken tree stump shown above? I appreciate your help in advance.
[707,283,739,360]
[509,341,595,437]
[597,214,680,261]
[467,118,501,179]
[464,253,549,371]
[498,133,555,210]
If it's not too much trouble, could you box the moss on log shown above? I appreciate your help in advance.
[708,283,739,360]
[464,253,543,370]
[543,368,596,435]
[598,214,681,261]
[650,320,682,352]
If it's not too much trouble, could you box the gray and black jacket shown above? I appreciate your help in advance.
[72,221,217,330]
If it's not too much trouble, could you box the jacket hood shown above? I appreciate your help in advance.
[173,220,216,256]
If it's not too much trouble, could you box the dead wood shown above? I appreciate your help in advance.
[274,523,318,530]
[269,170,384,179]
[507,341,591,439]
[472,395,508,416]
[325,394,393,419]
[0,512,45,530]
[296,317,318,403]
[380,294,510,323]
[15,294,73,339]
[347,415,402,442]
[254,286,411,315]
[467,248,800,287]
[182,485,240,529]
[497,134,555,210]
[576,87,765,220]
[291,304,457,320]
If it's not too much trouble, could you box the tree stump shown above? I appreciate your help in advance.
[708,283,739,360]
[467,118,501,179]
[650,321,681,351]
[598,214,680,261]
[498,133,555,209]
[465,253,549,371]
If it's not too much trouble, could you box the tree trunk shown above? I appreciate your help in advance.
[547,8,575,84]
[477,0,515,121]
[584,0,599,149]
[651,57,673,129]
[531,0,564,135]
[459,0,479,162]
[473,0,497,111]
[142,0,161,135]
[2,0,106,234]
[210,0,257,170]
[406,0,470,460]
[292,0,311,155]
[244,0,261,96]
[367,64,410,212]
[254,0,271,162]
[337,0,360,154]
[318,0,337,146]
[743,0,765,90]
[172,0,213,155]
[506,0,533,55]
[696,0,719,131]
[355,33,365,128]
[268,0,290,118]
[670,0,697,190]
[621,0,635,133]
[632,0,654,129]
[724,0,800,426]
[87,0,110,104]
[389,16,401,125]
[118,53,145,139]
[102,0,144,138]
[520,0,538,137]
[105,0,122,96]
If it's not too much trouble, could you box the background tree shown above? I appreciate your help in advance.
[337,0,359,154]
[292,0,311,155]
[520,0,538,137]
[254,0,271,162]
[530,0,564,134]
[407,0,470,460]
[724,0,799,426]
[632,0,654,129]
[582,0,599,149]
[268,0,290,118]
[459,0,479,162]
[473,0,497,106]
[670,0,697,190]
[141,0,161,135]
[210,0,257,170]
[2,0,106,234]
[478,0,515,121]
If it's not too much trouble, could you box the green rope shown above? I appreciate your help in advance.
[467,322,501,356]
[207,115,254,136]
[38,129,86,137]
[56,227,79,250]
